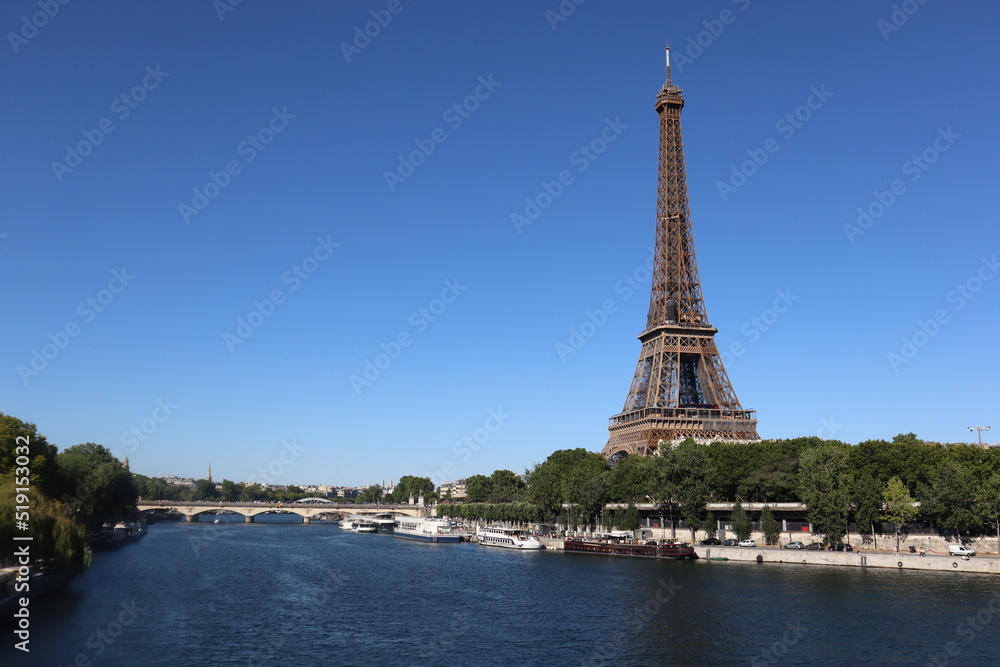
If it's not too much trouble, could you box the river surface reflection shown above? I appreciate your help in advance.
[8,520,1000,666]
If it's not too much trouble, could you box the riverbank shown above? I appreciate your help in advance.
[698,545,1000,574]
[537,537,1000,574]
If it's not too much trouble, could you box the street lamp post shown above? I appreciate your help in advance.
[968,426,991,446]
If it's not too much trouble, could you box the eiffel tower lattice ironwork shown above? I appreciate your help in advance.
[602,47,759,460]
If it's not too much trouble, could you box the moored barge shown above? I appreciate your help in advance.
[563,537,697,560]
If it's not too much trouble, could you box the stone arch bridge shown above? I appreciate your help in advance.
[137,501,428,523]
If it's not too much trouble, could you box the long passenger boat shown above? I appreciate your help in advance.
[476,526,543,550]
[393,517,462,543]
[563,537,697,560]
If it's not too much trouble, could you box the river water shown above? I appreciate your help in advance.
[7,519,1000,666]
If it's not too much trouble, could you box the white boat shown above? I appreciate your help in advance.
[393,517,462,543]
[476,526,543,550]
[352,519,377,534]
[369,514,396,533]
[339,516,355,530]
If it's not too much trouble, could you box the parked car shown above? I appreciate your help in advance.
[827,542,853,552]
[805,542,824,550]
[701,537,722,545]
[738,539,756,547]
[949,544,975,557]
[786,541,805,550]
[722,539,739,547]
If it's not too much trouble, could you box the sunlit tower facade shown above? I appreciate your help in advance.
[602,47,759,461]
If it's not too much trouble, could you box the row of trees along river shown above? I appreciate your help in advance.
[4,410,1000,574]
[433,436,1000,548]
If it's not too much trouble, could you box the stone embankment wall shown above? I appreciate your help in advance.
[695,546,1000,575]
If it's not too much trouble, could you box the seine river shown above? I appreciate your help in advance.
[8,519,1000,666]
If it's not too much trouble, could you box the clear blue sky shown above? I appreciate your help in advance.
[3,1,998,487]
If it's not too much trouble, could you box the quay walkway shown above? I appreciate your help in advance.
[538,538,999,574]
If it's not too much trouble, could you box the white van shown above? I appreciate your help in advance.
[948,544,975,557]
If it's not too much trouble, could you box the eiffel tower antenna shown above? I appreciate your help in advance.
[603,45,759,460]
[664,42,672,87]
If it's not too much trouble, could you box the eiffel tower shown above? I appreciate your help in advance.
[602,47,759,460]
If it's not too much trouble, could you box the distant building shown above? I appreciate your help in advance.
[161,475,195,488]
[439,479,467,500]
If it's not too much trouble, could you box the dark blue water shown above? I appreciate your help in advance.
[7,521,1000,666]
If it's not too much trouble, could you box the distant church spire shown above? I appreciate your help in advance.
[207,462,212,483]
[123,457,130,471]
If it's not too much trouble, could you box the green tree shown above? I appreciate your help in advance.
[0,476,88,573]
[982,473,1000,554]
[0,413,65,500]
[574,472,609,531]
[760,505,780,545]
[220,479,240,502]
[851,471,883,549]
[487,469,523,503]
[606,455,655,503]
[617,503,640,531]
[667,441,712,540]
[193,478,219,500]
[525,449,608,521]
[390,476,435,504]
[703,511,717,539]
[57,443,138,528]
[357,485,383,504]
[797,443,852,544]
[648,454,678,536]
[882,476,919,550]
[919,459,983,536]
[731,500,751,541]
[464,475,491,503]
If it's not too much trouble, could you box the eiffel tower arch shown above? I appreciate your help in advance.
[603,47,759,461]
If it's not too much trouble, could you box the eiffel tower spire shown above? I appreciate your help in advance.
[602,46,759,460]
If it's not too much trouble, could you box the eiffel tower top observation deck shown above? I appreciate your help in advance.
[602,47,759,460]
